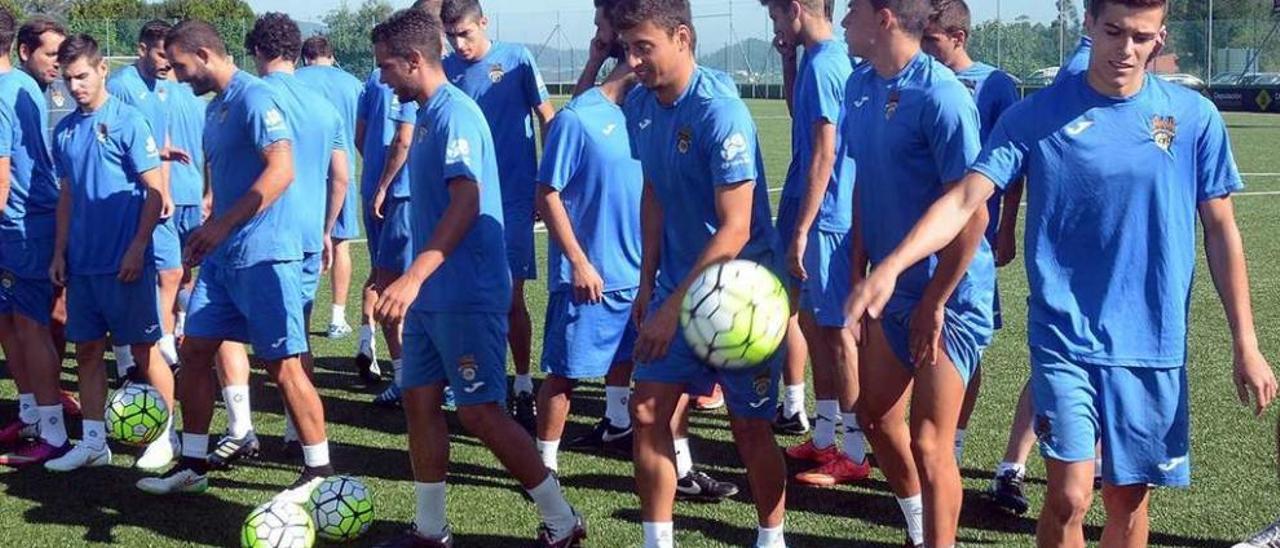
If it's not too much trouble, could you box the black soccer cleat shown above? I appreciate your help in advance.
[565,418,633,453]
[675,469,739,502]
[986,468,1031,515]
[509,391,537,433]
[356,351,382,385]
[772,406,811,435]
[207,430,260,471]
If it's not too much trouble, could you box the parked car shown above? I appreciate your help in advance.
[1240,73,1280,86]
[1157,73,1207,92]
[1210,72,1245,86]
[1024,66,1059,86]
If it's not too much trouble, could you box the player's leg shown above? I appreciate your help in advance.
[789,310,840,467]
[776,310,810,434]
[1039,458,1096,546]
[372,266,406,406]
[508,278,536,429]
[0,313,39,447]
[49,286,67,363]
[45,337,111,471]
[907,342,969,546]
[356,202,383,383]
[156,267,183,367]
[719,358,787,546]
[858,319,923,546]
[632,380,685,547]
[955,366,980,462]
[535,374,575,472]
[989,379,1036,514]
[326,238,354,338]
[1030,348,1103,546]
[9,298,70,462]
[282,252,324,455]
[1100,485,1151,548]
[670,393,739,501]
[398,382,452,543]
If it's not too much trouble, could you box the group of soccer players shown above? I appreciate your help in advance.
[0,0,1276,546]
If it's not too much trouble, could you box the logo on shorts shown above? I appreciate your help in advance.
[1034,414,1053,445]
[271,337,288,349]
[884,90,901,120]
[458,355,485,393]
[676,127,692,154]
[1151,115,1177,153]
[0,270,14,289]
[145,324,160,335]
[488,64,505,83]
[1157,455,1187,472]
[748,371,771,409]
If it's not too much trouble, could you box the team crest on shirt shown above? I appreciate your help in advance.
[96,123,109,144]
[457,355,485,393]
[157,86,168,102]
[676,127,692,154]
[51,88,66,108]
[884,90,900,120]
[145,136,159,157]
[1151,115,1177,153]
[488,63,505,83]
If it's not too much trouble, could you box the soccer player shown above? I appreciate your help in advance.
[163,60,208,339]
[440,0,557,429]
[0,11,71,467]
[612,1,788,546]
[42,34,173,472]
[919,0,1022,465]
[298,35,365,341]
[840,0,994,545]
[138,19,334,500]
[369,10,586,546]
[761,0,868,487]
[847,1,1278,546]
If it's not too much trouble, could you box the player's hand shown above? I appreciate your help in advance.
[634,298,680,363]
[909,300,945,368]
[845,267,897,335]
[1234,346,1278,416]
[161,195,175,220]
[773,35,796,63]
[996,229,1017,267]
[201,194,213,222]
[374,274,421,325]
[184,218,229,267]
[589,35,613,63]
[372,187,388,220]
[632,285,652,329]
[321,235,334,274]
[161,146,192,165]
[571,260,605,304]
[787,235,807,281]
[48,254,66,287]
[118,242,145,283]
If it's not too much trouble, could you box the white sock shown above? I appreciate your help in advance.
[177,287,193,312]
[114,345,136,376]
[813,400,840,449]
[995,461,1026,477]
[36,405,67,446]
[782,383,805,417]
[181,433,209,460]
[954,428,967,463]
[756,524,785,548]
[537,439,560,472]
[158,335,179,367]
[527,475,576,539]
[175,312,187,338]
[222,385,253,438]
[330,304,347,326]
[392,358,403,387]
[283,409,299,443]
[642,522,675,548]
[897,494,924,546]
[842,411,866,463]
[18,393,37,424]
[82,419,106,450]
[514,373,534,395]
[413,482,448,538]
[673,437,693,478]
[302,441,330,468]
[604,386,631,428]
[358,325,375,357]
[1095,455,1103,479]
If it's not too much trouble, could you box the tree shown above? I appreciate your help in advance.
[156,0,255,63]
[322,0,393,79]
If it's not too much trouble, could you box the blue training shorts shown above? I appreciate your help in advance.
[66,269,163,345]
[541,288,638,380]
[504,202,536,281]
[879,303,987,386]
[374,197,413,274]
[0,237,54,325]
[401,310,508,407]
[153,217,182,271]
[185,261,309,360]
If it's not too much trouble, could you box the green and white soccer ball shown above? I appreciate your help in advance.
[242,500,315,548]
[308,475,375,542]
[680,260,790,369]
[105,383,169,445]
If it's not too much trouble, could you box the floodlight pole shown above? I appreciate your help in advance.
[1207,0,1214,81]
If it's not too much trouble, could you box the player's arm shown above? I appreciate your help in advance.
[632,181,662,329]
[909,184,990,365]
[372,121,413,218]
[323,148,351,272]
[786,120,836,280]
[50,178,71,286]
[185,140,294,266]
[123,166,165,282]
[534,101,555,144]
[0,156,9,215]
[354,119,367,158]
[538,185,602,304]
[995,178,1023,267]
[573,36,612,98]
[774,38,797,115]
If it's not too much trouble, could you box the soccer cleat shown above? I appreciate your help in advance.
[355,350,382,384]
[273,464,334,505]
[565,418,633,453]
[0,419,38,448]
[693,385,725,411]
[675,469,739,501]
[793,454,871,486]
[59,390,82,419]
[509,391,537,433]
[207,430,260,470]
[373,383,403,408]
[135,433,177,470]
[280,439,302,460]
[0,439,71,467]
[326,322,353,339]
[785,439,841,463]
[987,468,1031,515]
[136,459,209,495]
[442,385,457,411]
[537,509,587,547]
[773,406,810,435]
[1235,516,1280,548]
[374,526,454,547]
[45,443,111,472]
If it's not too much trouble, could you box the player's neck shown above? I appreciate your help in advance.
[208,63,237,95]
[309,58,336,67]
[869,35,921,79]
[79,90,109,113]
[133,62,158,84]
[798,20,834,49]
[598,64,636,104]
[656,60,695,106]
[261,58,296,76]
[0,57,11,73]
[945,50,974,74]
[417,69,449,105]
[471,38,493,61]
[1087,67,1146,99]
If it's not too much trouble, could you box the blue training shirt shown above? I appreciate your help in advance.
[107,65,168,149]
[203,70,299,268]
[971,73,1242,368]
[297,64,363,216]
[955,61,1022,241]
[53,96,162,275]
[0,69,59,249]
[1056,36,1093,84]
[357,69,418,201]
[538,87,642,294]
[443,42,551,213]
[624,65,780,295]
[783,39,855,233]
[263,71,345,254]
[843,52,994,338]
[166,82,207,206]
[407,84,510,313]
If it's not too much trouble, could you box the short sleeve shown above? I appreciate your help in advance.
[702,99,759,186]
[1195,99,1244,202]
[537,108,584,192]
[0,103,14,157]
[106,77,129,104]
[392,96,419,125]
[992,72,1021,118]
[244,89,292,150]
[970,107,1029,190]
[926,85,982,184]
[325,107,345,151]
[521,47,551,108]
[122,112,162,176]
[811,58,846,126]
[442,111,488,185]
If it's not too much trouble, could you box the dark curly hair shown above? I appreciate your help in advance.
[0,6,15,53]
[608,0,692,35]
[138,19,171,49]
[245,12,301,62]
[371,8,444,64]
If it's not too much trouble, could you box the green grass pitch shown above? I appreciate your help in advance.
[1,102,1278,547]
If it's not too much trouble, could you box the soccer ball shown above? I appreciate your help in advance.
[680,260,789,369]
[105,383,169,445]
[308,475,375,541]
[241,500,315,548]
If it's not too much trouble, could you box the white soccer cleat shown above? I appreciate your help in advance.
[135,432,177,470]
[273,466,332,505]
[44,443,111,472]
[136,464,209,495]
[1236,516,1280,548]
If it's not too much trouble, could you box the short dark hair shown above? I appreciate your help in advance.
[439,0,483,26]
[245,12,301,62]
[301,35,334,61]
[593,0,618,9]
[927,0,969,35]
[757,0,831,19]
[411,0,443,16]
[138,19,170,48]
[1088,0,1167,19]
[17,16,65,56]
[166,19,227,57]
[609,0,693,35]
[0,7,16,53]
[869,0,932,36]
[56,33,101,66]
[372,8,444,64]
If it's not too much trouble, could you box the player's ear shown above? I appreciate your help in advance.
[136,42,147,58]
[478,15,489,32]
[675,24,692,53]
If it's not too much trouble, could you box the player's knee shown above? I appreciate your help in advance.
[908,432,949,466]
[540,375,575,396]
[1101,484,1149,516]
[456,403,506,439]
[728,416,773,442]
[631,398,662,432]
[1045,482,1093,524]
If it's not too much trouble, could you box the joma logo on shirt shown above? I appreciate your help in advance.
[446,138,472,164]
[720,133,748,162]
[263,108,286,130]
